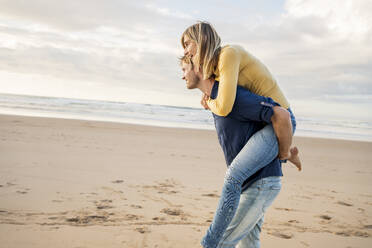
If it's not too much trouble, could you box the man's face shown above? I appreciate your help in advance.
[181,62,200,89]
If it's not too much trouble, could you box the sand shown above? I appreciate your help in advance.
[0,114,371,248]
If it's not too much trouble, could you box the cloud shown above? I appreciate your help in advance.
[0,0,157,30]
[0,0,371,117]
[284,0,372,41]
[213,0,372,99]
[0,0,188,94]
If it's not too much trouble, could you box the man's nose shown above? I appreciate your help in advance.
[184,49,188,56]
[182,75,185,80]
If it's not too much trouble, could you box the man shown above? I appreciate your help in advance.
[180,56,295,247]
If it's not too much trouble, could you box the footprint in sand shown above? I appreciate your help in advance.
[16,190,28,194]
[66,215,108,225]
[268,231,293,239]
[335,230,369,237]
[202,193,220,198]
[94,199,113,210]
[130,204,143,209]
[318,215,332,220]
[135,226,150,234]
[111,180,124,184]
[336,201,353,207]
[160,208,189,221]
[141,179,181,194]
[152,216,166,221]
[161,208,183,216]
[275,207,297,212]
[97,205,113,210]
[16,188,30,194]
[124,214,142,221]
[288,219,300,224]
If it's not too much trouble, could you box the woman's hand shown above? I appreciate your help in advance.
[201,93,210,110]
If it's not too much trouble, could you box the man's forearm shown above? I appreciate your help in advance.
[271,106,292,159]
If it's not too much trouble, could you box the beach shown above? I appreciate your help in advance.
[0,114,371,248]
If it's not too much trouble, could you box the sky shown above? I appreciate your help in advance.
[0,0,371,121]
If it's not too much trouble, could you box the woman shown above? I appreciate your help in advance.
[181,22,301,247]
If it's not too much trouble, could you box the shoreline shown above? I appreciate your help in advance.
[1,113,371,144]
[1,113,371,247]
[1,91,371,143]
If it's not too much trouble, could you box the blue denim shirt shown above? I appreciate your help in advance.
[211,82,283,191]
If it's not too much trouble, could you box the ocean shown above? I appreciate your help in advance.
[0,93,371,142]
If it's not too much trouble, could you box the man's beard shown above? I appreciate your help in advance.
[188,74,201,89]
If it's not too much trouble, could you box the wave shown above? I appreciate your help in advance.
[0,93,371,142]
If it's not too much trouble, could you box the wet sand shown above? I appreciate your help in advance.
[0,114,371,247]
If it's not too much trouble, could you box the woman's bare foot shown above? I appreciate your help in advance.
[288,146,302,171]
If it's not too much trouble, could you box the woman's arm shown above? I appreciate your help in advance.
[206,46,241,116]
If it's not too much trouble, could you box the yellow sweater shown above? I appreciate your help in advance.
[207,45,289,116]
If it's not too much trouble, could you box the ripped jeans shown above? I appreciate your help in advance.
[201,109,296,248]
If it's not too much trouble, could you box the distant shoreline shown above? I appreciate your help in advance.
[1,112,371,144]
[1,92,371,143]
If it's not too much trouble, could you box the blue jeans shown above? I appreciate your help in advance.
[201,109,296,248]
[218,177,282,248]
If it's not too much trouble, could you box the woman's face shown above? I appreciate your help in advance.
[183,35,197,57]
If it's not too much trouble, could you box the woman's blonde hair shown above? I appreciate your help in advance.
[181,21,221,80]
